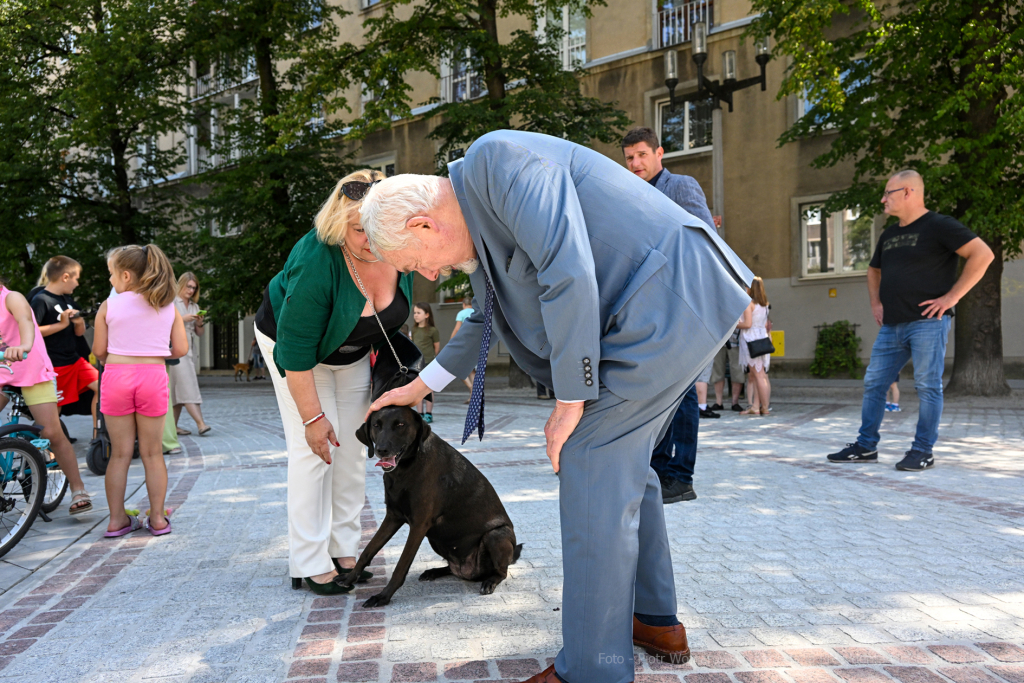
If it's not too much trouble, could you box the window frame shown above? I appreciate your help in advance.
[655,97,714,159]
[794,194,878,280]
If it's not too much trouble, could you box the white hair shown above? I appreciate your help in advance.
[360,174,445,256]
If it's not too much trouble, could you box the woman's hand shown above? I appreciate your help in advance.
[305,418,340,464]
[182,313,198,323]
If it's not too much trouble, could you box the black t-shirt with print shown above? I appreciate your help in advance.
[30,289,81,366]
[868,211,977,326]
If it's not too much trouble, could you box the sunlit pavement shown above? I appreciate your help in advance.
[0,377,1021,683]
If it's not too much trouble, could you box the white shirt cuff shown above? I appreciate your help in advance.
[419,360,456,393]
[557,399,585,404]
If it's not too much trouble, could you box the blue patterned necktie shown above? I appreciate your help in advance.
[462,272,495,444]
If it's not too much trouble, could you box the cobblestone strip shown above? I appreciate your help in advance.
[0,467,201,672]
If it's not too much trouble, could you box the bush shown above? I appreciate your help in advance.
[810,320,864,379]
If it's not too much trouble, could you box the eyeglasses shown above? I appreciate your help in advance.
[882,187,907,199]
[339,179,382,201]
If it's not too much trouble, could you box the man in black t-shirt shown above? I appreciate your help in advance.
[828,170,993,471]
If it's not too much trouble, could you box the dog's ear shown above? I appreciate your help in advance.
[355,421,374,458]
[415,412,432,448]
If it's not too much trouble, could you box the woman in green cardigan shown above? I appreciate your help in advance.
[254,169,415,595]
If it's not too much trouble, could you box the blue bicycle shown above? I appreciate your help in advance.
[0,350,68,557]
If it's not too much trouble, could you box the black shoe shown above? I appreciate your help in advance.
[699,408,720,419]
[895,450,934,471]
[662,478,697,504]
[332,559,374,583]
[291,575,354,595]
[731,403,743,412]
[710,403,724,412]
[827,443,878,463]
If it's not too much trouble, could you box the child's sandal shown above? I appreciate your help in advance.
[68,490,93,516]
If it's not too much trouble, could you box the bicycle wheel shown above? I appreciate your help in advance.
[0,438,46,559]
[41,450,69,514]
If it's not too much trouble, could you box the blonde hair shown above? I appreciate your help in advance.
[315,168,386,246]
[176,272,200,303]
[41,255,81,284]
[749,276,769,307]
[107,244,177,309]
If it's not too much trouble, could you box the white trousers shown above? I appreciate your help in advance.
[255,327,370,578]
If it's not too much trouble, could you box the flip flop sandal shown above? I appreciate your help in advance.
[68,490,93,516]
[198,426,212,436]
[104,513,143,537]
[176,428,191,435]
[146,517,172,536]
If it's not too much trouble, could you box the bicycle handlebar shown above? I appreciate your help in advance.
[0,349,28,361]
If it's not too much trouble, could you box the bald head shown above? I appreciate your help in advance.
[892,169,924,193]
[882,169,928,225]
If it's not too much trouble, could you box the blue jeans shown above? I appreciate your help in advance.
[857,316,951,455]
[651,385,697,484]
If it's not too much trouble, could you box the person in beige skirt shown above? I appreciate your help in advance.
[169,272,211,435]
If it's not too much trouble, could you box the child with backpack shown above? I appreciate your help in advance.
[92,245,188,537]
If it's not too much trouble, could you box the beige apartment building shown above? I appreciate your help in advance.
[183,0,1024,375]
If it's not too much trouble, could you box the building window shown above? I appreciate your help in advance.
[800,203,875,277]
[657,98,713,155]
[538,7,587,69]
[364,158,396,177]
[657,0,713,49]
[360,0,381,8]
[440,50,484,104]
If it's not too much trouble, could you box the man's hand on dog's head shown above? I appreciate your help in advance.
[366,376,431,419]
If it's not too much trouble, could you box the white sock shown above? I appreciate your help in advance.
[699,403,708,411]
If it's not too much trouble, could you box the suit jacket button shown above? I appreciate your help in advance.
[585,379,593,386]
[583,357,591,364]
[584,365,591,372]
[585,372,592,379]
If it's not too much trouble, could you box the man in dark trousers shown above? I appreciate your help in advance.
[622,127,718,503]
[827,170,993,470]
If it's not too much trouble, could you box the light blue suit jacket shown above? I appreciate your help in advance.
[435,130,753,402]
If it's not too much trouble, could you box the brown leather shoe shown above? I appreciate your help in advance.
[632,615,691,662]
[519,664,633,683]
[520,665,562,683]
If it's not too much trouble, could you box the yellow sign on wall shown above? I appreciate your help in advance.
[770,330,785,357]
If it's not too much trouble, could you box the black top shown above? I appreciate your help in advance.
[868,211,977,326]
[648,169,664,187]
[30,289,81,366]
[255,284,410,367]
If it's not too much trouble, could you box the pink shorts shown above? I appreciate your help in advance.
[100,364,169,417]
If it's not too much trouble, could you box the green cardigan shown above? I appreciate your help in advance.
[268,229,415,376]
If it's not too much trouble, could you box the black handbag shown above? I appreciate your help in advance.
[746,336,776,359]
[370,332,423,402]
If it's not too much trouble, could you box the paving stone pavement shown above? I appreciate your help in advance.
[0,378,1021,683]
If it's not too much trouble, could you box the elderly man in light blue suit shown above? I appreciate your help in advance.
[362,130,753,683]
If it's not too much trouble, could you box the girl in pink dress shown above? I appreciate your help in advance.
[0,283,93,514]
[92,245,188,537]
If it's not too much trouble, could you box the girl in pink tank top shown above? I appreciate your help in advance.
[0,284,94,516]
[93,245,187,538]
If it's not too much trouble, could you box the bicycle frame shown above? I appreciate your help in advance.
[1,389,54,483]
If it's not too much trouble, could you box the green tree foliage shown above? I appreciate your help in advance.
[749,0,1023,395]
[346,0,630,168]
[171,1,359,322]
[0,0,191,305]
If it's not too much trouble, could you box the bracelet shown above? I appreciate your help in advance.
[302,412,325,427]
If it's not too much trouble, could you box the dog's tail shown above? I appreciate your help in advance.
[511,543,523,564]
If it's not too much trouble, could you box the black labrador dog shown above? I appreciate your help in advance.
[339,406,522,607]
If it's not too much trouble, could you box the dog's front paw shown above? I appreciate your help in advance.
[479,577,501,595]
[362,593,391,608]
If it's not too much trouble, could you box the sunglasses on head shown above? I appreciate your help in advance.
[339,179,382,201]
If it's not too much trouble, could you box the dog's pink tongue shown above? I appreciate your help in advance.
[376,456,397,468]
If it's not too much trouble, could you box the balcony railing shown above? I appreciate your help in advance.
[657,0,713,49]
[194,56,258,99]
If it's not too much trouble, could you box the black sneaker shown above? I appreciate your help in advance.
[699,408,720,419]
[895,450,934,471]
[731,403,743,412]
[710,403,724,412]
[661,478,697,504]
[827,443,878,463]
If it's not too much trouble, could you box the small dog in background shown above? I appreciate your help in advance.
[233,362,252,382]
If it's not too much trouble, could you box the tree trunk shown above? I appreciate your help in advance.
[945,0,1007,396]
[479,0,509,126]
[946,237,1009,396]
[110,132,138,245]
[254,36,290,212]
